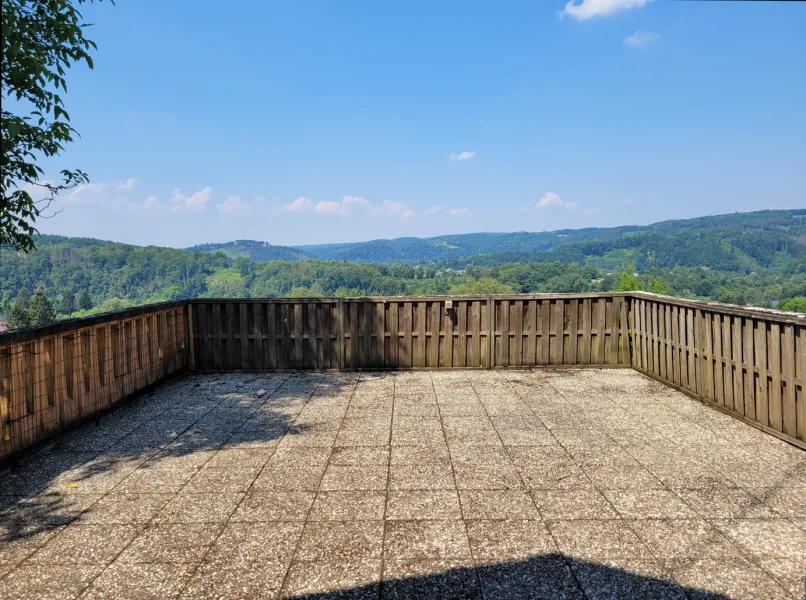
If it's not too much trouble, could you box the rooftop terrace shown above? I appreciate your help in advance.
[2,369,804,599]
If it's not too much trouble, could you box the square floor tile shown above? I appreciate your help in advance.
[459,490,539,520]
[82,561,195,600]
[118,523,223,563]
[465,519,555,561]
[230,490,315,521]
[531,488,620,521]
[309,491,387,521]
[386,491,462,521]
[27,524,141,565]
[548,520,651,560]
[297,521,384,561]
[384,520,472,560]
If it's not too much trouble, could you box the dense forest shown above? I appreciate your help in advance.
[1,210,805,329]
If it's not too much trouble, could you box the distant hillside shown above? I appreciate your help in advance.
[187,240,312,262]
[296,209,806,266]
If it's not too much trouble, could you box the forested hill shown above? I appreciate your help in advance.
[296,209,806,264]
[187,240,312,262]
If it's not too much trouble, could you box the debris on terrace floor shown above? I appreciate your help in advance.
[1,369,804,599]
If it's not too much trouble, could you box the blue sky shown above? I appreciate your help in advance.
[31,0,806,248]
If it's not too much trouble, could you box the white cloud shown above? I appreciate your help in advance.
[274,196,313,214]
[402,209,414,218]
[113,194,165,214]
[560,0,651,21]
[624,31,660,48]
[170,187,211,212]
[65,182,109,205]
[449,208,469,217]
[449,151,476,161]
[116,178,138,191]
[535,192,577,210]
[425,206,442,215]
[217,195,253,217]
[314,200,344,215]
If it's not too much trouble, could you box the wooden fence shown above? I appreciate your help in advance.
[630,292,805,447]
[2,292,803,460]
[0,302,188,460]
[188,294,632,371]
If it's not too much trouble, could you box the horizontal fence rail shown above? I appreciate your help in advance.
[188,294,632,371]
[630,292,806,447]
[1,292,803,461]
[0,302,188,460]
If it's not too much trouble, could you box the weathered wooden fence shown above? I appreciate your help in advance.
[188,294,632,371]
[0,302,188,460]
[630,292,805,447]
[2,292,803,460]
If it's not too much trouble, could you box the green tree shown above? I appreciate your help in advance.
[614,265,641,292]
[28,287,55,324]
[78,289,92,310]
[15,286,31,309]
[60,289,75,315]
[648,278,668,295]
[2,0,110,252]
[7,297,31,329]
[779,297,806,313]
[448,278,515,295]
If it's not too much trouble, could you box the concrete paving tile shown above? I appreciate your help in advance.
[675,488,778,519]
[390,444,451,465]
[330,446,390,466]
[113,466,199,494]
[602,489,698,519]
[297,520,384,561]
[454,463,523,490]
[27,523,141,565]
[153,492,244,523]
[82,561,195,600]
[548,519,651,560]
[281,558,381,599]
[309,491,387,521]
[180,559,285,599]
[320,463,388,491]
[459,490,540,520]
[230,490,315,521]
[531,488,620,521]
[182,468,258,493]
[200,448,274,469]
[77,493,173,524]
[754,557,806,600]
[0,564,104,600]
[751,485,806,518]
[386,491,462,521]
[582,464,664,490]
[506,445,573,467]
[389,462,456,490]
[518,463,592,490]
[476,556,583,600]
[449,445,514,467]
[465,519,555,561]
[206,522,302,564]
[666,557,794,600]
[253,463,326,490]
[569,557,686,600]
[117,523,223,563]
[384,520,472,560]
[382,558,480,600]
[628,519,742,558]
[0,526,65,566]
[710,518,806,559]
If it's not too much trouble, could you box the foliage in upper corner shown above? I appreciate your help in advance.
[1,0,109,252]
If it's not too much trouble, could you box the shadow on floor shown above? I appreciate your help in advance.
[286,554,737,600]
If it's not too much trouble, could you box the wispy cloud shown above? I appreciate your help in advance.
[169,187,211,212]
[114,195,165,214]
[65,183,110,205]
[449,151,476,161]
[624,31,660,48]
[116,178,138,191]
[273,196,312,214]
[425,206,442,215]
[560,0,651,21]
[217,195,253,217]
[535,192,577,210]
[449,208,469,217]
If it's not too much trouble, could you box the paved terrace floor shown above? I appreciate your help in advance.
[1,370,805,600]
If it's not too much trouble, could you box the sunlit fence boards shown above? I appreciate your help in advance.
[630,292,805,448]
[0,302,188,460]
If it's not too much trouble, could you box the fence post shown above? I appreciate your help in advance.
[488,296,494,369]
[187,301,195,371]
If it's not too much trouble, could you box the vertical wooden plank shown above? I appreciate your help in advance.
[455,301,467,368]
[389,302,399,368]
[703,311,714,402]
[266,303,277,369]
[211,303,222,371]
[471,300,481,368]
[797,327,805,442]
[317,303,328,369]
[663,303,673,379]
[401,301,412,369]
[685,309,696,394]
[539,300,550,366]
[568,299,579,365]
[731,316,744,416]
[607,298,618,366]
[670,305,680,385]
[743,317,756,421]
[440,302,453,368]
[581,298,592,366]
[553,301,564,366]
[374,301,384,368]
[487,298,494,369]
[712,313,724,406]
[768,323,782,432]
[236,303,247,370]
[596,298,607,366]
[429,302,440,368]
[721,314,734,411]
[416,301,427,368]
[254,303,264,370]
[294,302,304,370]
[498,300,510,368]
[511,300,522,367]
[526,300,537,366]
[781,324,796,438]
[754,319,769,426]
